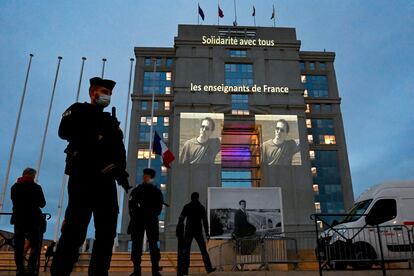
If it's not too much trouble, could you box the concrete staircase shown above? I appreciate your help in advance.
[0,251,206,273]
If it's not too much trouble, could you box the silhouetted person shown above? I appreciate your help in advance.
[44,241,56,271]
[128,168,163,276]
[178,192,216,275]
[51,77,131,276]
[233,200,256,238]
[10,168,46,276]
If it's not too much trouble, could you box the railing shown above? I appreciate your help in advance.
[311,213,414,276]
[0,212,51,276]
[208,230,317,271]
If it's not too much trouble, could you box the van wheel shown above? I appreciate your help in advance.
[351,243,376,270]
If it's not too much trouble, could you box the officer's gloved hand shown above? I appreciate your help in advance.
[117,177,132,193]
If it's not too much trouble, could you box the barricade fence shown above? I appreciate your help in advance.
[312,213,414,276]
[208,230,318,271]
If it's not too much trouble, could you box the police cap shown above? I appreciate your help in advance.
[143,168,156,178]
[89,77,116,91]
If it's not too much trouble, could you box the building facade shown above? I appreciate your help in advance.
[118,24,354,251]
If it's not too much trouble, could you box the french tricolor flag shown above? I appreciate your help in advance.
[153,131,175,168]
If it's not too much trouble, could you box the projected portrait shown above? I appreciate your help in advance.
[179,113,224,164]
[255,115,302,166]
[208,187,283,239]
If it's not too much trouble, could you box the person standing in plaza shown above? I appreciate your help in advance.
[128,168,164,276]
[178,192,216,275]
[10,167,46,276]
[51,77,131,276]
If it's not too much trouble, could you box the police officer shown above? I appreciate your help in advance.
[179,192,216,275]
[11,168,46,276]
[128,168,163,276]
[51,77,131,276]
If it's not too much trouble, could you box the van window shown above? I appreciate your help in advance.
[367,199,397,225]
[341,199,372,223]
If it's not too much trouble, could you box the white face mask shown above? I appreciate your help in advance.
[96,94,111,107]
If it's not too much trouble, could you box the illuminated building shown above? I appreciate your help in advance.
[118,25,354,251]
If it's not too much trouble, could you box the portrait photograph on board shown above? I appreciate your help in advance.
[255,115,301,166]
[179,113,224,164]
[208,187,284,239]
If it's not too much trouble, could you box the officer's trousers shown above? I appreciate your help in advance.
[14,224,42,275]
[183,231,213,274]
[51,173,118,276]
[130,217,161,275]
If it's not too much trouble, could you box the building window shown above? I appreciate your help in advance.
[163,132,168,141]
[139,116,168,142]
[306,119,312,128]
[160,183,166,190]
[166,58,173,68]
[229,50,247,57]
[313,184,319,193]
[303,89,308,97]
[307,135,314,144]
[311,150,344,215]
[165,86,171,95]
[303,75,328,97]
[161,166,167,176]
[315,202,321,213]
[322,104,332,112]
[143,72,172,95]
[137,149,155,159]
[299,62,305,70]
[144,57,152,66]
[309,150,315,160]
[311,167,317,176]
[309,62,315,70]
[319,62,326,70]
[164,101,171,111]
[156,58,162,67]
[141,101,148,110]
[305,104,310,113]
[320,135,336,145]
[153,101,159,110]
[312,104,321,112]
[301,75,307,83]
[231,94,249,115]
[225,63,253,86]
[164,117,169,126]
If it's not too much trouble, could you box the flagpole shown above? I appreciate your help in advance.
[148,59,157,168]
[233,0,237,26]
[0,54,34,216]
[124,58,135,137]
[76,57,87,101]
[101,58,107,78]
[217,1,219,25]
[54,56,87,242]
[197,3,200,25]
[253,7,256,26]
[273,4,276,27]
[35,56,63,182]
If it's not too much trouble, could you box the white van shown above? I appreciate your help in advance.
[319,180,414,269]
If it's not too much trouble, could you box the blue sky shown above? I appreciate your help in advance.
[0,0,413,240]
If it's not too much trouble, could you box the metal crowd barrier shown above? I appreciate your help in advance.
[312,214,414,276]
[208,231,317,271]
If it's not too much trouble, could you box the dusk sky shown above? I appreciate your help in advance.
[0,0,413,240]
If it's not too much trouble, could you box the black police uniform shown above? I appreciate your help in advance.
[11,176,46,275]
[179,199,214,275]
[51,80,129,276]
[128,181,163,276]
